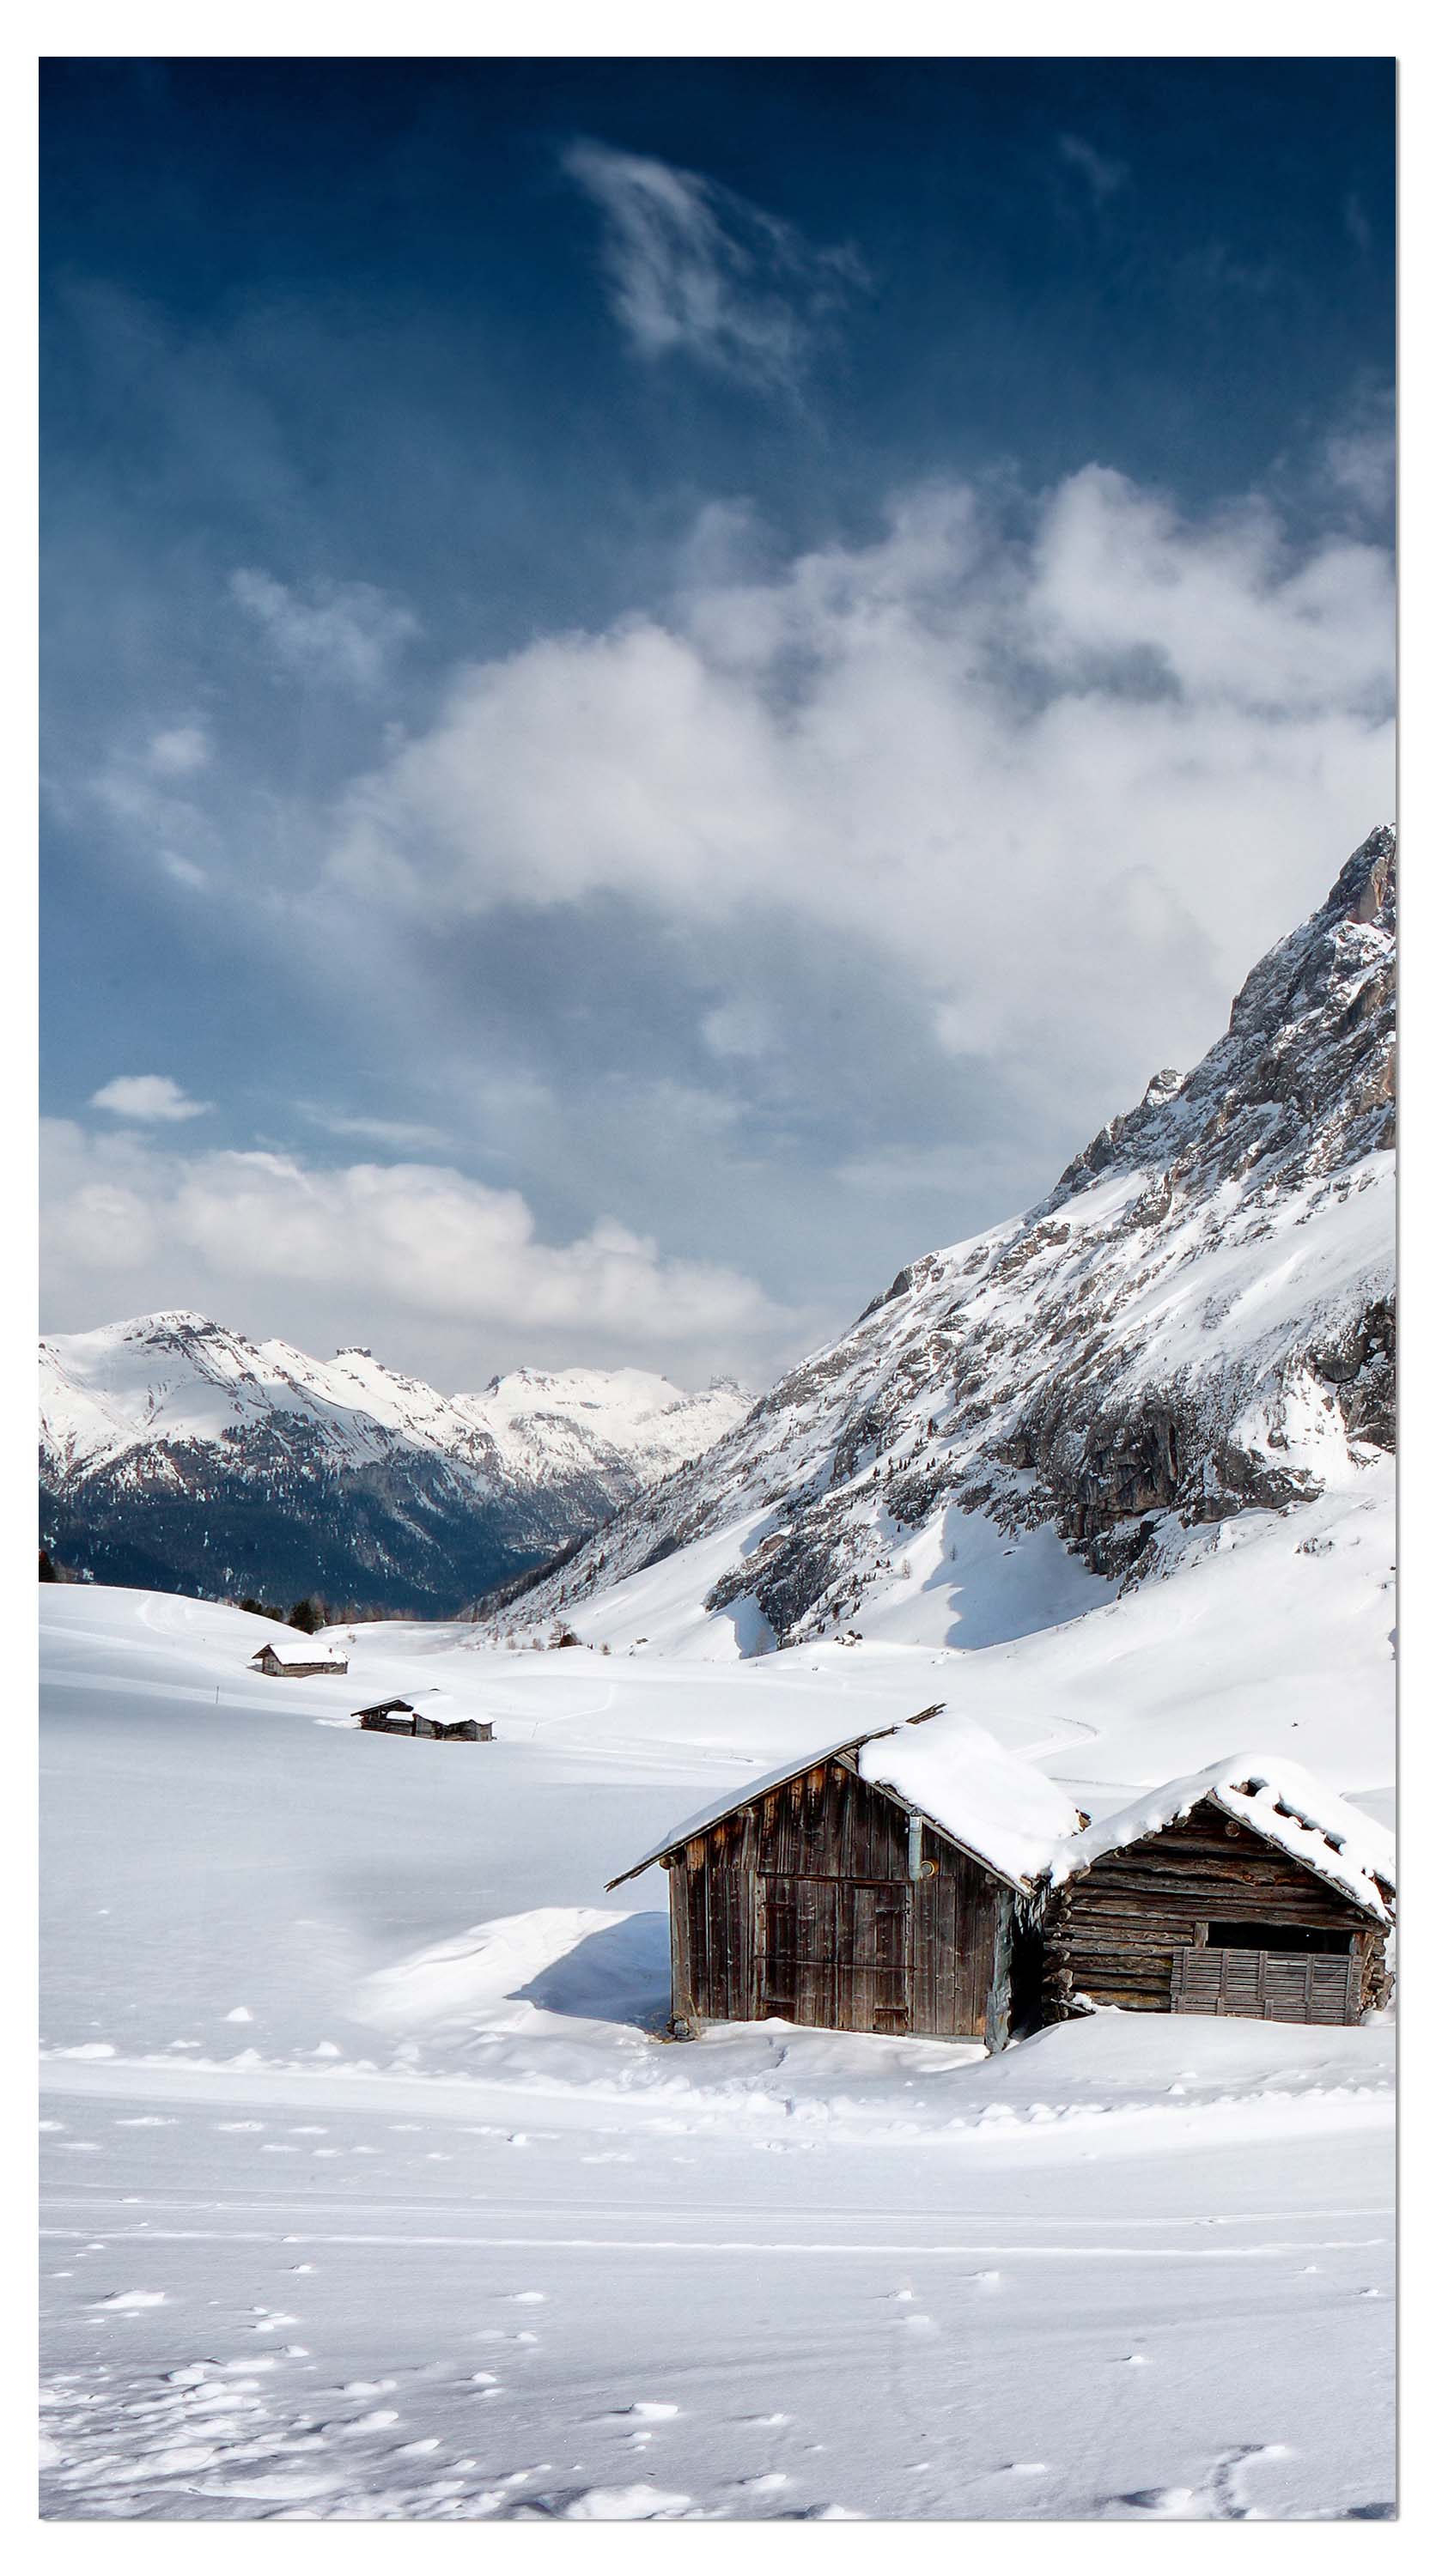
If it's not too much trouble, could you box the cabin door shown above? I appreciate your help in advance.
[752,1877,912,2033]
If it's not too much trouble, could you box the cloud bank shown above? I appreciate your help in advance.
[41,1120,784,1385]
[327,463,1393,1125]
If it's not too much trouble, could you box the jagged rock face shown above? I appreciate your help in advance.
[501,827,1395,1644]
[39,1315,750,1615]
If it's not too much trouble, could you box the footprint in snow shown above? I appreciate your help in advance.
[555,2483,693,2520]
[92,2291,167,2312]
[507,2291,545,2304]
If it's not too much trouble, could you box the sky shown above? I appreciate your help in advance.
[40,57,1396,1394]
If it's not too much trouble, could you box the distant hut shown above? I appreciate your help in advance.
[249,1643,349,1679]
[355,1695,491,1743]
[606,1709,1082,2045]
[1041,1756,1394,2027]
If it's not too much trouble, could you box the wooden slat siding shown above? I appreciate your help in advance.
[670,1756,1008,2038]
[1171,1947,1360,2025]
[1044,1797,1386,2026]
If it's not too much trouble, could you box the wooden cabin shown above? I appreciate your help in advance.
[249,1643,349,1679]
[612,1731,1393,2046]
[607,1709,1082,2046]
[355,1696,491,1743]
[1040,1757,1394,2027]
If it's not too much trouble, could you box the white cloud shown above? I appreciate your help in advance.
[145,724,210,776]
[89,1075,212,1123]
[1057,134,1128,200]
[700,997,775,1060]
[41,1121,782,1376]
[325,464,1393,1122]
[230,568,420,692]
[563,139,867,389]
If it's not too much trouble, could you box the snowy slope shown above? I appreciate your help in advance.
[39,1315,748,1615]
[499,828,1395,1661]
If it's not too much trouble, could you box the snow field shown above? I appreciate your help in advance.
[40,1577,1394,2518]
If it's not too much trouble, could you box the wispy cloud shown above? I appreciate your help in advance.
[1344,191,1373,254]
[563,139,867,391]
[1058,133,1129,201]
[230,569,420,693]
[301,1106,453,1152]
[90,1074,211,1123]
[1325,384,1395,521]
[145,724,211,777]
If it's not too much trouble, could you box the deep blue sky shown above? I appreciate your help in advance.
[40,58,1396,1388]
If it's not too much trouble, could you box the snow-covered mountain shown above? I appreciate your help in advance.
[495,826,1395,1658]
[39,1317,749,1614]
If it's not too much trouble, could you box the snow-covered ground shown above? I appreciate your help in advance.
[40,1566,1394,2520]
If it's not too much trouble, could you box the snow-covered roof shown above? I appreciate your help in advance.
[607,1708,1083,1893]
[1048,1753,1395,1925]
[250,1643,347,1670]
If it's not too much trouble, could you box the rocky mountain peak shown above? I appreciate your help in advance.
[495,828,1396,1653]
[1044,823,1395,1217]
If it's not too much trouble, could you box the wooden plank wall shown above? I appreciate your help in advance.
[1043,1798,1388,2022]
[1170,1947,1361,2024]
[665,1758,1007,2039]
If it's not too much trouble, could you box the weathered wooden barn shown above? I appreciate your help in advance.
[1041,1757,1394,2027]
[249,1643,349,1678]
[612,1726,1394,2044]
[356,1696,492,1743]
[607,1709,1082,2046]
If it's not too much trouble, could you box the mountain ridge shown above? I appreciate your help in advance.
[486,825,1395,1656]
[40,1313,751,1614]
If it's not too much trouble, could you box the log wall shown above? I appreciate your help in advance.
[1043,1798,1389,2023]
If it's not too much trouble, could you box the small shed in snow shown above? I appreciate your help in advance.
[249,1643,349,1679]
[355,1696,491,1743]
[607,1707,1082,2046]
[1041,1756,1394,2026]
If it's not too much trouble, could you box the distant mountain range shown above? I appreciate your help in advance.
[494,826,1396,1657]
[39,1316,751,1614]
